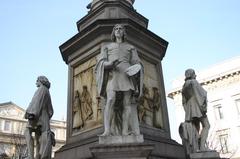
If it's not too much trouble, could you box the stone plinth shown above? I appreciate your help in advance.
[190,150,220,159]
[99,135,144,144]
[90,143,154,159]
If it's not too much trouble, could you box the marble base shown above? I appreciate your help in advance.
[90,143,154,159]
[99,135,144,144]
[190,150,220,159]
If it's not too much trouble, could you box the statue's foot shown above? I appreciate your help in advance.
[200,147,211,152]
[99,131,110,136]
[122,131,130,136]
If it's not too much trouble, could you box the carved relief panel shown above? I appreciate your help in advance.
[138,59,164,129]
[72,57,102,134]
[71,56,164,134]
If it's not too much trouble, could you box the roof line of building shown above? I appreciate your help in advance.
[0,101,25,111]
[168,70,240,98]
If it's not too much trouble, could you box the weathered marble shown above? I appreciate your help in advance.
[24,76,55,159]
[95,24,143,137]
[56,0,186,158]
[190,151,220,159]
[180,69,218,158]
[90,143,154,159]
[72,57,100,133]
[99,135,144,144]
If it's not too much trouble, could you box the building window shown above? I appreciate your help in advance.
[214,104,224,120]
[4,120,11,132]
[235,99,240,115]
[219,134,229,154]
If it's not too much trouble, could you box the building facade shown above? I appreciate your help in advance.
[0,102,66,158]
[168,56,240,159]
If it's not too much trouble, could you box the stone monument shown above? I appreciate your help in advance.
[179,69,220,159]
[95,24,144,142]
[24,76,55,159]
[55,0,185,158]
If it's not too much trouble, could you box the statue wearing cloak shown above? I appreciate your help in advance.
[95,24,144,136]
[25,76,54,159]
[180,69,210,155]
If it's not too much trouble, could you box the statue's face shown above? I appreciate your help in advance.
[36,79,41,87]
[114,25,124,39]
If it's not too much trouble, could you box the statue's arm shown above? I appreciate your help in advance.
[130,46,141,64]
[182,94,187,112]
[192,80,207,113]
[47,95,54,119]
[101,45,119,69]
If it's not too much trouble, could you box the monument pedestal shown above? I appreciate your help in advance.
[190,151,220,159]
[99,135,144,144]
[90,143,154,159]
[56,0,186,159]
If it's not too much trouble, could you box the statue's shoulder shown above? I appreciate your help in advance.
[103,42,117,50]
[123,42,136,50]
[185,79,201,89]
[191,79,200,85]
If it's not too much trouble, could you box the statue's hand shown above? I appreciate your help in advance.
[104,59,119,69]
[28,114,35,120]
[112,59,120,66]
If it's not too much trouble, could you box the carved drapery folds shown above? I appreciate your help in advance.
[72,56,164,134]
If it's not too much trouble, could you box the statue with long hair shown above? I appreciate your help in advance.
[95,24,144,136]
[25,76,55,159]
[180,69,210,157]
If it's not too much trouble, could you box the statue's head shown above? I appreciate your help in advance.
[36,76,51,89]
[185,69,196,81]
[111,24,127,42]
[74,90,79,98]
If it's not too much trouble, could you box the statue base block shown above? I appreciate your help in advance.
[99,135,144,144]
[90,143,154,159]
[190,150,220,159]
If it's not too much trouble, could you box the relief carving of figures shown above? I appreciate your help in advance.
[138,85,163,128]
[152,87,163,129]
[81,85,93,122]
[179,69,211,158]
[72,86,93,131]
[95,24,144,136]
[72,90,84,130]
[96,96,103,122]
[138,85,153,126]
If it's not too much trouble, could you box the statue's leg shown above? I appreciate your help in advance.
[101,90,116,136]
[122,91,132,135]
[129,102,140,135]
[35,131,41,159]
[24,128,34,159]
[199,117,210,151]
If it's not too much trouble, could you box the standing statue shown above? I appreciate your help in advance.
[24,76,55,159]
[95,24,144,136]
[179,69,210,156]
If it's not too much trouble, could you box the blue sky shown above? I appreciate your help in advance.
[1,0,240,141]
